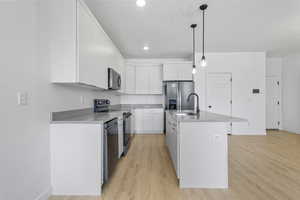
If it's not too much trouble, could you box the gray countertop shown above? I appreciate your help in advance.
[51,104,163,124]
[51,111,125,124]
[167,110,247,123]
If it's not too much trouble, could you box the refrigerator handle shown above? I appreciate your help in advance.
[178,83,181,111]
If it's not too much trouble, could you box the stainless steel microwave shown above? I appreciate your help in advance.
[108,68,121,90]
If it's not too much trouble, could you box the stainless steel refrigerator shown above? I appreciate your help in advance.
[163,81,195,132]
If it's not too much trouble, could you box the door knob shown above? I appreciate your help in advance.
[208,105,212,108]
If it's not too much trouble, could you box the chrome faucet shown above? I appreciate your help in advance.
[188,93,200,114]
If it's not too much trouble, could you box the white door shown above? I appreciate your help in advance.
[206,73,232,116]
[266,77,280,129]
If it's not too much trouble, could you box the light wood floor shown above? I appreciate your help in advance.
[50,130,300,200]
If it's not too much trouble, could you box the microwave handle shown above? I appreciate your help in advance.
[118,76,121,88]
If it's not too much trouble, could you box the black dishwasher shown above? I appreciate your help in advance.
[103,118,119,183]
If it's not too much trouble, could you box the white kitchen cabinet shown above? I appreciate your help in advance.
[163,62,193,81]
[125,65,136,94]
[165,112,179,177]
[49,0,124,89]
[50,123,103,196]
[134,109,144,133]
[125,65,163,94]
[149,66,163,94]
[135,67,150,94]
[134,109,164,134]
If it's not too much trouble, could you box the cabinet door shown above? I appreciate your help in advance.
[163,63,193,81]
[163,64,178,81]
[142,111,154,133]
[135,67,150,94]
[165,113,172,151]
[125,65,136,94]
[177,63,193,81]
[150,109,164,133]
[134,109,144,133]
[170,123,178,174]
[149,66,163,94]
[77,1,110,89]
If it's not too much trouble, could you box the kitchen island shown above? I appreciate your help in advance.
[165,110,246,189]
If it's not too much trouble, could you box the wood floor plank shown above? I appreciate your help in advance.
[50,131,300,200]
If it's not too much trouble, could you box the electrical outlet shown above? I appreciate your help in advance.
[17,92,28,106]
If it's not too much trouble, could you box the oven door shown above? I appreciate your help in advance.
[123,112,132,155]
[104,118,119,183]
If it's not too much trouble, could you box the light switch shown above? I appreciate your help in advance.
[17,92,28,106]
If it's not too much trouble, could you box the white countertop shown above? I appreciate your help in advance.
[167,110,247,123]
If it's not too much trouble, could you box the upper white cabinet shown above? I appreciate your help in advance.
[163,62,193,81]
[150,66,164,94]
[125,65,136,94]
[135,67,150,94]
[49,0,124,89]
[125,64,163,94]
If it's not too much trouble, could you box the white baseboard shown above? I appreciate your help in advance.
[34,187,52,200]
[231,132,267,136]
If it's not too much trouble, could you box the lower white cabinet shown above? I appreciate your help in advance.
[134,108,164,134]
[50,123,103,196]
[165,112,179,178]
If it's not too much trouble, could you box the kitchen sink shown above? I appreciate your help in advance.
[175,112,198,116]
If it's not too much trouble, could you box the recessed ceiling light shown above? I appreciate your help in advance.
[136,0,146,7]
[143,46,149,51]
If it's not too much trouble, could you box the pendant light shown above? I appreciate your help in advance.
[200,4,208,67]
[191,24,197,75]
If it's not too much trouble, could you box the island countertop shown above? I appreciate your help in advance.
[167,110,247,123]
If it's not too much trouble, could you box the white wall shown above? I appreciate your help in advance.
[282,53,300,134]
[0,1,120,200]
[121,95,163,104]
[195,52,266,135]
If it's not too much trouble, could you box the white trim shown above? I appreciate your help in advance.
[125,58,189,65]
[34,187,52,200]
[231,132,267,136]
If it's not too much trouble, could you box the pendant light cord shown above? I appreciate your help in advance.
[202,9,205,58]
[193,26,195,67]
[191,24,197,68]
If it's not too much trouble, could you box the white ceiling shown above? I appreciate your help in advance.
[85,0,300,58]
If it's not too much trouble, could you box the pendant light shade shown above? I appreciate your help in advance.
[200,55,207,67]
[200,4,208,68]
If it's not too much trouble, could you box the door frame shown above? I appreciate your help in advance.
[266,76,281,130]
